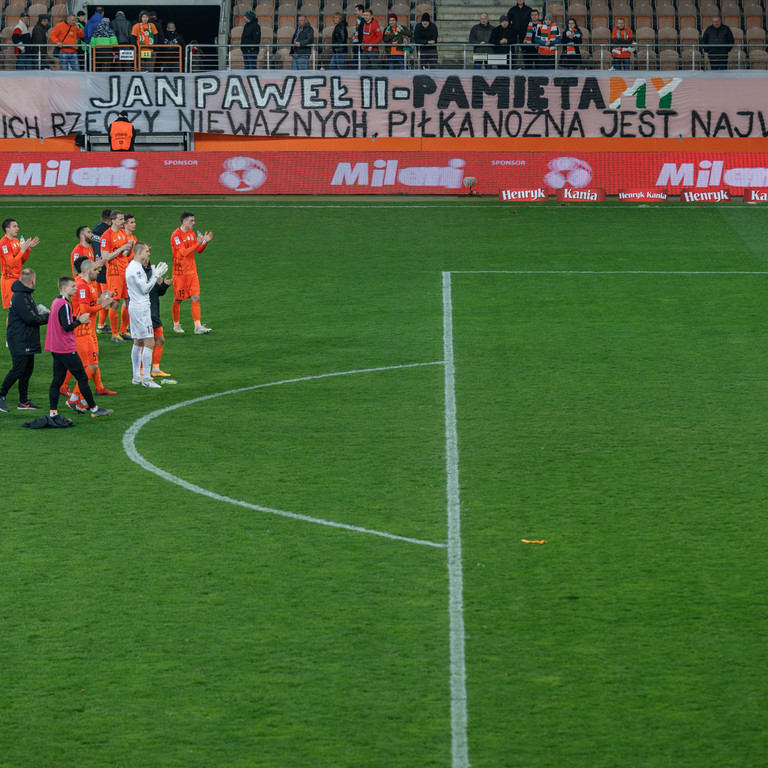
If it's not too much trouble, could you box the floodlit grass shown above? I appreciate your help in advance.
[1,198,768,767]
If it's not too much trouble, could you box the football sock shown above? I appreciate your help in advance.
[191,301,202,326]
[172,300,181,325]
[98,307,108,326]
[131,345,141,379]
[152,344,163,369]
[109,308,119,334]
[119,305,130,335]
[93,367,104,390]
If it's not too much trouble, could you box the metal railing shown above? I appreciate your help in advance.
[216,40,768,71]
[0,41,761,72]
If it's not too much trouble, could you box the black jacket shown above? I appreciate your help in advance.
[6,280,48,356]
[242,19,261,51]
[332,20,348,53]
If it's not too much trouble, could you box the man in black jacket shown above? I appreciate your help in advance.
[701,16,733,70]
[0,268,48,412]
[242,11,261,70]
[508,0,532,67]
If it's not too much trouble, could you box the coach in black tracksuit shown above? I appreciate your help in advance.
[0,269,48,411]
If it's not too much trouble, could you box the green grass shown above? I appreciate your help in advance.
[1,198,768,767]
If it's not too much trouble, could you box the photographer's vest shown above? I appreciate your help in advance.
[109,119,133,151]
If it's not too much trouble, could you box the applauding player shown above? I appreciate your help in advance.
[170,211,213,334]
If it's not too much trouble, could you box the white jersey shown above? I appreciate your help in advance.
[125,259,154,308]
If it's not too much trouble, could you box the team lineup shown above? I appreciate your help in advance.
[0,210,214,424]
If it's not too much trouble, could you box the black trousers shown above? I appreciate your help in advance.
[49,351,95,411]
[0,353,35,403]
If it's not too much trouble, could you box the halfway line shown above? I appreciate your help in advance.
[442,271,470,768]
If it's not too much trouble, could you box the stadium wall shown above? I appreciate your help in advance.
[0,70,766,196]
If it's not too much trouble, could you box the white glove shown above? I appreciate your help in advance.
[154,261,169,280]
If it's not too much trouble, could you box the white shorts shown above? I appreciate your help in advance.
[129,304,153,339]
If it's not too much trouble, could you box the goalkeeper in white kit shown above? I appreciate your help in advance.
[124,241,169,389]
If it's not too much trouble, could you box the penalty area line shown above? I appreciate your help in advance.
[122,361,446,549]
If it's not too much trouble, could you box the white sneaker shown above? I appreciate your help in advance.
[141,377,162,389]
[194,324,212,334]
[132,376,142,385]
[173,324,185,333]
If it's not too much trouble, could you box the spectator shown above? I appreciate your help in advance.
[90,15,118,71]
[701,16,733,71]
[359,9,382,69]
[49,14,84,72]
[132,10,158,70]
[241,11,261,70]
[31,14,51,69]
[469,12,494,69]
[187,40,202,71]
[290,14,314,70]
[413,12,438,69]
[12,11,33,70]
[489,15,513,69]
[83,7,104,44]
[535,12,560,68]
[149,12,165,44]
[610,17,633,70]
[383,13,411,70]
[522,8,540,68]
[112,10,131,45]
[76,10,87,68]
[507,0,532,67]
[0,268,48,414]
[329,12,348,70]
[561,18,582,68]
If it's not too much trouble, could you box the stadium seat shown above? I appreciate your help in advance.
[590,0,609,16]
[275,23,294,43]
[745,26,766,45]
[658,48,680,69]
[49,3,67,24]
[679,26,700,45]
[634,15,653,31]
[591,15,609,30]
[27,3,48,18]
[611,3,632,22]
[745,15,765,32]
[257,15,274,32]
[698,1,719,19]
[657,26,678,45]
[635,25,656,44]
[390,3,411,22]
[678,15,697,31]
[749,48,768,68]
[230,25,244,43]
[233,2,253,15]
[566,2,587,17]
[677,2,698,18]
[719,1,741,20]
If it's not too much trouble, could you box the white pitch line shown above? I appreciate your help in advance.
[442,271,470,768]
[449,270,768,275]
[122,361,446,549]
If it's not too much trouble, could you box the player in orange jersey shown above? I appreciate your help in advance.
[170,211,213,334]
[70,225,96,278]
[99,210,132,344]
[64,256,117,412]
[0,218,39,313]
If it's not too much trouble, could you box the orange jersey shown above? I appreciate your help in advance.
[71,243,95,278]
[0,235,28,281]
[73,276,101,337]
[171,227,206,277]
[101,227,130,278]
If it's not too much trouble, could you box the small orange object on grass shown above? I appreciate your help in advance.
[521,539,547,544]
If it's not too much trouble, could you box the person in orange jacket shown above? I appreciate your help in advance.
[49,13,85,70]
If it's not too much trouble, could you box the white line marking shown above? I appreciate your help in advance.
[442,271,470,768]
[123,361,447,549]
[450,270,768,275]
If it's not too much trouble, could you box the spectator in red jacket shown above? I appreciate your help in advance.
[359,8,382,69]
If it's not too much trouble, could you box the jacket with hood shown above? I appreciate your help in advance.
[6,279,48,356]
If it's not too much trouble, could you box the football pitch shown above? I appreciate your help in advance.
[2,197,768,767]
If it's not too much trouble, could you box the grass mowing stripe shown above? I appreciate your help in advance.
[123,362,447,549]
[442,271,470,768]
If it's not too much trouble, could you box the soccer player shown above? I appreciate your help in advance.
[99,210,132,343]
[70,225,96,278]
[64,257,117,412]
[144,257,172,379]
[0,219,39,316]
[45,275,112,419]
[170,211,213,334]
[125,241,168,388]
[93,208,111,333]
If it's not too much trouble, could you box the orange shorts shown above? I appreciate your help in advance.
[76,334,98,367]
[173,272,201,301]
[1,276,14,309]
[106,273,127,302]
[153,326,163,339]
